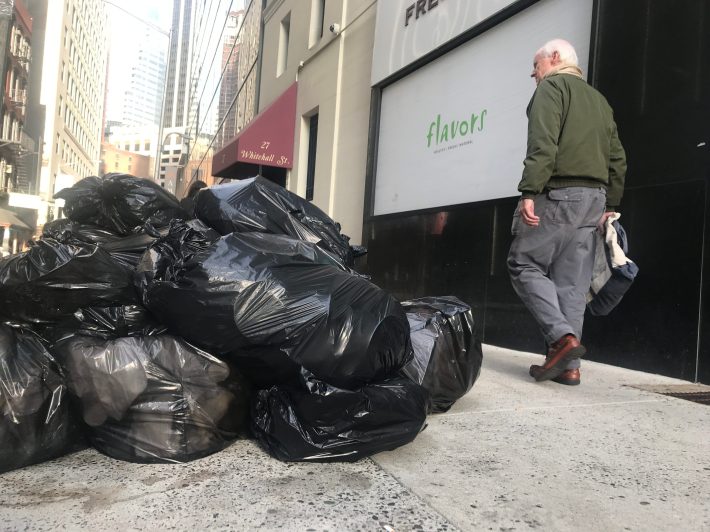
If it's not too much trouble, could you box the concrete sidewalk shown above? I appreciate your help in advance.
[1,345,708,531]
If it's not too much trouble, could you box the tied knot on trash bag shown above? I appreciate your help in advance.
[54,173,187,236]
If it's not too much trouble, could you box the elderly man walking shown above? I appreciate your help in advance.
[507,39,626,385]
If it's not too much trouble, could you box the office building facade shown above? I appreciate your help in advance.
[38,0,108,224]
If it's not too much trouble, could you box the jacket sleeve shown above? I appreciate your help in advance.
[517,80,563,198]
[605,120,627,210]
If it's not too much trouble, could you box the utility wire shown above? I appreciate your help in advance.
[188,21,238,155]
[184,2,242,163]
[100,0,170,36]
[184,55,258,190]
[186,0,233,143]
[185,0,220,139]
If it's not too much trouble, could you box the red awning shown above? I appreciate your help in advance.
[213,82,298,178]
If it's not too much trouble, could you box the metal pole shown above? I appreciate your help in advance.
[154,26,173,182]
[155,54,168,180]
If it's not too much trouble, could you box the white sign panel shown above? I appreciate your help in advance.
[374,0,593,215]
[53,173,77,208]
[8,193,41,210]
[372,0,519,85]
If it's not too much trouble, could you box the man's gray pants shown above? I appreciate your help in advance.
[507,187,606,369]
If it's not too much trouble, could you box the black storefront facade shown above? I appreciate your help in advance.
[362,0,710,383]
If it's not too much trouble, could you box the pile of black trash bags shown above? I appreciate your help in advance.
[0,173,483,473]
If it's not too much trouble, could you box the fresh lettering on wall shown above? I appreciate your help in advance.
[426,110,487,152]
[404,0,444,27]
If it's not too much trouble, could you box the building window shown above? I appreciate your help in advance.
[305,113,318,201]
[134,143,140,151]
[309,0,325,47]
[277,13,291,77]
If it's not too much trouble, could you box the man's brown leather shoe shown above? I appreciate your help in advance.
[531,334,586,382]
[528,365,581,385]
[552,368,581,385]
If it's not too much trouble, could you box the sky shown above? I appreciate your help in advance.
[104,0,173,126]
[104,0,246,131]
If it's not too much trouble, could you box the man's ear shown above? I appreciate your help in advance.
[551,51,561,64]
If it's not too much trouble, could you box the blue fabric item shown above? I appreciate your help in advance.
[587,220,638,316]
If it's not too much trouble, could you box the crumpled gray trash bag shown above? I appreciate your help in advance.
[56,335,249,463]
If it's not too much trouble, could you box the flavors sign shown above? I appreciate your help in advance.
[373,0,594,215]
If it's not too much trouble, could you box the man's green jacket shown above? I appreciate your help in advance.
[517,73,626,210]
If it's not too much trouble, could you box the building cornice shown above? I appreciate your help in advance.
[263,0,286,25]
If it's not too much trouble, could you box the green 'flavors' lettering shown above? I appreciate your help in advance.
[426,109,487,148]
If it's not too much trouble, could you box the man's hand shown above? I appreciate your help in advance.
[520,198,540,227]
[597,211,616,232]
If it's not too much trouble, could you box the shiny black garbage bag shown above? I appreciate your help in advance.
[42,218,119,243]
[0,238,137,323]
[401,296,483,413]
[194,176,357,267]
[139,223,411,389]
[0,324,79,474]
[55,334,249,463]
[251,373,428,462]
[38,305,167,345]
[54,173,187,235]
[135,219,222,293]
[42,218,162,269]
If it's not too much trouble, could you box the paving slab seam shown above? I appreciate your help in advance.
[366,457,462,531]
[437,397,670,417]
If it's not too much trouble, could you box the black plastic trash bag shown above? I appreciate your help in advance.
[194,177,356,267]
[139,223,411,389]
[135,219,222,294]
[42,218,161,269]
[56,334,249,463]
[0,239,137,323]
[0,324,79,473]
[54,173,186,235]
[401,296,483,413]
[252,373,428,462]
[38,305,167,345]
[42,218,119,243]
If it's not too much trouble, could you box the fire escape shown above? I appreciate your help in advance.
[0,16,34,196]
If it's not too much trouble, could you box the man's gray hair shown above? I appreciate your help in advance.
[537,39,578,66]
